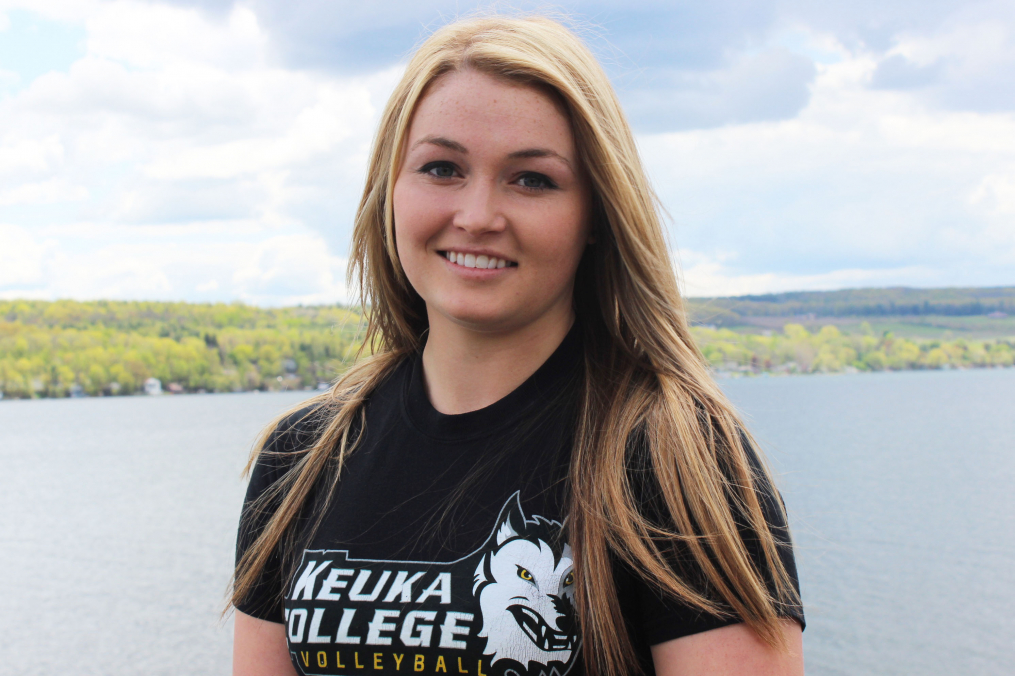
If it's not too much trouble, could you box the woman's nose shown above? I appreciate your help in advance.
[451,179,507,235]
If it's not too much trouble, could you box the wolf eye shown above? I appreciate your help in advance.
[563,571,574,587]
[517,566,533,581]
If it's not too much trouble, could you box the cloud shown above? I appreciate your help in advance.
[677,248,939,298]
[861,2,1015,113]
[0,221,352,305]
[0,224,50,287]
[642,48,1015,292]
[0,135,64,175]
[1,0,1012,306]
[231,233,350,305]
[971,173,1015,216]
[0,178,88,206]
[0,0,399,303]
[871,53,944,89]
[624,47,816,132]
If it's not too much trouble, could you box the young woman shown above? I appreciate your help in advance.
[232,16,804,676]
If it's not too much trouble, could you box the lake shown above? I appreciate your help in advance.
[1,369,1013,675]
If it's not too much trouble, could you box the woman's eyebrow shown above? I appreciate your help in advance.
[410,137,572,169]
[412,135,468,153]
[509,148,572,169]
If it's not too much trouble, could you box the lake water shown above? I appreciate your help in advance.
[1,369,1013,675]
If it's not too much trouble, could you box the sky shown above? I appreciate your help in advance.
[1,0,1013,305]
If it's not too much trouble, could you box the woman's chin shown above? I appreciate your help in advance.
[430,302,537,335]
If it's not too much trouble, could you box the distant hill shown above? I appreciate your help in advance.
[0,299,362,337]
[2,296,1012,398]
[686,286,1015,326]
[0,300,364,399]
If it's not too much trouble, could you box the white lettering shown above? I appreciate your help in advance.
[307,608,331,643]
[382,571,425,603]
[365,609,401,645]
[317,568,354,601]
[291,560,332,601]
[416,572,452,605]
[399,610,438,648]
[439,612,473,650]
[348,569,393,602]
[287,608,308,643]
[335,608,362,644]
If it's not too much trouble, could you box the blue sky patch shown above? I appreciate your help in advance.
[0,9,86,91]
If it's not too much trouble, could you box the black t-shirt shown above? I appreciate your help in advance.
[235,327,803,676]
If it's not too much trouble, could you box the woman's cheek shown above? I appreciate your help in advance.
[528,204,588,272]
[393,181,427,251]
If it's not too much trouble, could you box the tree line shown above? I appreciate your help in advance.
[0,300,363,398]
[694,323,1015,374]
[687,286,1015,325]
[1,300,1012,399]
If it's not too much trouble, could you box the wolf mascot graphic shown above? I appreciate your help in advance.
[284,492,578,676]
[473,494,578,675]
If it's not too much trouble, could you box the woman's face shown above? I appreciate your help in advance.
[393,69,591,335]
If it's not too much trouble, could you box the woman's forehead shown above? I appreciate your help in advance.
[406,69,575,157]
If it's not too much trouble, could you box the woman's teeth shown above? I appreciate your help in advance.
[444,251,510,269]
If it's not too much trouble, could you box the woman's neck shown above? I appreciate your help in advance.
[420,309,575,415]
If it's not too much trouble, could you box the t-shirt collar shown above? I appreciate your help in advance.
[402,322,582,441]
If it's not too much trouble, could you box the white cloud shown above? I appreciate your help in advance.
[0,221,352,305]
[1,1,1012,306]
[970,173,1015,215]
[0,135,64,175]
[0,224,50,286]
[0,1,397,304]
[84,2,266,70]
[232,234,350,305]
[643,44,1015,294]
[676,248,938,298]
[143,83,372,180]
[0,178,88,206]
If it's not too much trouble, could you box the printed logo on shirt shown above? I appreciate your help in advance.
[284,492,578,676]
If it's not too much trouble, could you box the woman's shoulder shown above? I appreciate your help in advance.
[247,402,330,488]
[269,401,330,452]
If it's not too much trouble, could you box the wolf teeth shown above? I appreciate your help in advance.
[508,604,575,653]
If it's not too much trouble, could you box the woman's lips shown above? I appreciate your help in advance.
[440,250,517,270]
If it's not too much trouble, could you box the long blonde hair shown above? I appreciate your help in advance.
[233,15,800,675]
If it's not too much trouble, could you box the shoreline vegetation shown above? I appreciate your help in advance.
[2,289,1014,399]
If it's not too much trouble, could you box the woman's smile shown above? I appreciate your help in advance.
[439,249,516,270]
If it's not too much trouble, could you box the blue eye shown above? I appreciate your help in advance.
[517,173,556,190]
[420,162,457,178]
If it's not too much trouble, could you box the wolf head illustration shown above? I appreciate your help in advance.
[472,494,578,672]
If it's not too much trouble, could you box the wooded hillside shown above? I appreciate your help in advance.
[1,292,1013,399]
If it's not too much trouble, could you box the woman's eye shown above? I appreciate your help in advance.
[516,173,555,190]
[420,162,457,179]
[517,566,533,581]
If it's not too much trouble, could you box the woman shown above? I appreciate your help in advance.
[232,15,804,676]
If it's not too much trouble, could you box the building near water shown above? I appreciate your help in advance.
[144,378,163,396]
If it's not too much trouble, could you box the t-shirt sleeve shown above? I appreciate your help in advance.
[234,405,320,623]
[618,436,805,647]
